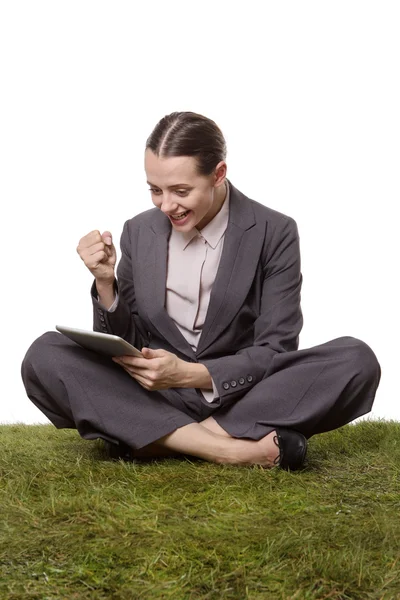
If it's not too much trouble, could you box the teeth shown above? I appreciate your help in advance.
[172,211,188,218]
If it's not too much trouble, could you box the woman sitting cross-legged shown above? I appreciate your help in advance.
[21,111,381,471]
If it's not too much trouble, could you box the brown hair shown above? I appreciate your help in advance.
[145,111,227,176]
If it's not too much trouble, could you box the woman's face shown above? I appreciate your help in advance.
[144,149,226,231]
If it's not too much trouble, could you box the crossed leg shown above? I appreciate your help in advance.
[128,417,280,467]
[21,332,380,469]
[128,335,381,466]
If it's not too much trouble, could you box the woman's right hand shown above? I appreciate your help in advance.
[77,230,117,284]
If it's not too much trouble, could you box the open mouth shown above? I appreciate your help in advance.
[170,210,191,224]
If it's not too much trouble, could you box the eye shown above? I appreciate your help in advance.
[175,190,189,196]
[148,188,162,195]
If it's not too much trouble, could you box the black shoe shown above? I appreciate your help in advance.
[273,427,307,471]
[103,440,135,461]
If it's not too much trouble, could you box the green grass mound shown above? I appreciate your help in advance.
[1,420,400,599]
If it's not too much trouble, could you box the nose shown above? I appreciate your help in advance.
[159,193,180,215]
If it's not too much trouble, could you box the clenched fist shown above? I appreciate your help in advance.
[77,230,117,284]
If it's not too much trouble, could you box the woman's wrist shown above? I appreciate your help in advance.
[96,278,116,310]
[181,362,213,390]
[96,277,115,290]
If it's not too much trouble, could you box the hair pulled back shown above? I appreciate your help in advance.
[145,111,227,176]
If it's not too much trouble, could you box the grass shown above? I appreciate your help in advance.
[1,420,400,599]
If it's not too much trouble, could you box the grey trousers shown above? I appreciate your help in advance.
[21,332,381,449]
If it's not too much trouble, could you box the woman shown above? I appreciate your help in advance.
[21,111,381,470]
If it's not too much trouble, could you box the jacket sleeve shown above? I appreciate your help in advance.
[91,220,149,351]
[200,215,303,407]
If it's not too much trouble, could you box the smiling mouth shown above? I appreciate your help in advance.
[169,210,191,220]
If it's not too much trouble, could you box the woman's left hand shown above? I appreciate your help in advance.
[112,347,186,391]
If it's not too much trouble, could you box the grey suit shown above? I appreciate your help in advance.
[21,181,381,449]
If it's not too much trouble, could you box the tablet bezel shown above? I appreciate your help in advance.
[55,325,144,358]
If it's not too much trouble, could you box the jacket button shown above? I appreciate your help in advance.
[239,377,245,385]
[246,375,253,383]
[222,382,230,390]
[100,316,105,322]
[230,380,237,387]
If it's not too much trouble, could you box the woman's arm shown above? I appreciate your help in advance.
[91,219,149,351]
[199,215,303,406]
[96,280,116,310]
[181,363,214,390]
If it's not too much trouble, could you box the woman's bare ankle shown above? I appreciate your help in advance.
[200,416,232,438]
[220,431,279,468]
[155,422,238,464]
[149,423,279,468]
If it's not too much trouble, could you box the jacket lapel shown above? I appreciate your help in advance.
[137,180,264,360]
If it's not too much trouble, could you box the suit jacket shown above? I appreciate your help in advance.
[91,179,303,408]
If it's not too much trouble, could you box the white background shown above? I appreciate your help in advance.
[1,1,398,424]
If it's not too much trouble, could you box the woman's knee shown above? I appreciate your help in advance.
[21,331,61,374]
[344,337,381,383]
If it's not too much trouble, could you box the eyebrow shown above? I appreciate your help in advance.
[146,181,191,189]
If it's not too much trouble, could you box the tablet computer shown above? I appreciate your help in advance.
[55,325,144,358]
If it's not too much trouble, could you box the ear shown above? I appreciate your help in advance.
[213,160,227,187]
